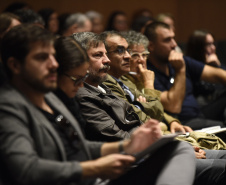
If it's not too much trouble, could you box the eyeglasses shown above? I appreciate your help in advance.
[64,71,89,86]
[108,46,131,56]
[130,51,150,60]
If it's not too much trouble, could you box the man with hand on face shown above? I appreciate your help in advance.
[102,30,191,134]
[144,21,226,130]
[100,30,226,185]
[0,24,196,185]
[70,32,196,185]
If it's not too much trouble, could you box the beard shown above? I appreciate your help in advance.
[87,64,110,85]
[22,69,57,93]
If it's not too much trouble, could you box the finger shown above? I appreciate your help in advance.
[138,64,144,72]
[144,119,159,127]
[178,126,186,134]
[184,126,193,132]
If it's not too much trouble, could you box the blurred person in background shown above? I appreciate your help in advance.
[14,9,45,27]
[38,8,59,34]
[61,13,92,36]
[106,11,128,32]
[86,10,104,34]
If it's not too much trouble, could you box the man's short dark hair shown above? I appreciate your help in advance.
[144,21,170,42]
[0,24,54,78]
[100,30,125,50]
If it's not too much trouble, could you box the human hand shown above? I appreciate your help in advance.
[206,53,221,67]
[170,121,186,134]
[193,146,206,159]
[137,64,155,89]
[81,154,135,180]
[136,95,146,103]
[170,122,193,134]
[125,119,162,154]
[168,50,185,72]
[183,125,193,132]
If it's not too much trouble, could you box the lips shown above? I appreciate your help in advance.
[122,62,130,67]
[47,73,57,81]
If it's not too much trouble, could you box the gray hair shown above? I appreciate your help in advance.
[65,13,89,30]
[86,11,103,21]
[121,30,149,50]
[72,32,103,50]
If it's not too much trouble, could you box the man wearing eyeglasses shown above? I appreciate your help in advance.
[101,31,191,134]
[0,24,196,185]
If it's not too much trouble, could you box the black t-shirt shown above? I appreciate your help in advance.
[147,56,205,121]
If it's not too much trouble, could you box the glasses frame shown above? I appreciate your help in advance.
[108,46,131,56]
[129,51,150,60]
[64,71,89,86]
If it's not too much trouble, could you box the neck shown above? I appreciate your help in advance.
[148,55,169,76]
[85,78,99,88]
[108,70,122,79]
[11,79,53,114]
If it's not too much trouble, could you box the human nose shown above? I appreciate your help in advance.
[103,53,111,63]
[171,39,177,48]
[124,50,131,58]
[49,55,59,69]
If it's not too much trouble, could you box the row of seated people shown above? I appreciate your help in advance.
[1,22,226,184]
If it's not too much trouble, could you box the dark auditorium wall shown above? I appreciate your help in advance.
[1,0,226,43]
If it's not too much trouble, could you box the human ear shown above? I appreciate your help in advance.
[7,57,22,75]
[148,41,154,52]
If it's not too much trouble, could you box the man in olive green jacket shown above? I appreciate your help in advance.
[102,30,192,134]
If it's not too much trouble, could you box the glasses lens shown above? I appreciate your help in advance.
[117,46,125,54]
[74,72,89,85]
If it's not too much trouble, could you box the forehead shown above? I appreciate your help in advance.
[87,42,106,53]
[156,27,174,39]
[28,41,54,54]
[106,35,128,48]
[130,44,146,52]
[206,33,214,41]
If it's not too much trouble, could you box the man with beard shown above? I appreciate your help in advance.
[74,31,226,185]
[74,32,145,141]
[144,21,226,130]
[0,24,197,185]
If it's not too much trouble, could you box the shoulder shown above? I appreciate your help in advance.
[103,74,117,86]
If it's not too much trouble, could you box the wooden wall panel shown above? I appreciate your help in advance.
[0,0,226,43]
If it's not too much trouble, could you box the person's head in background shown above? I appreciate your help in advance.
[38,8,59,34]
[4,2,31,13]
[0,12,21,39]
[14,9,45,28]
[86,10,104,34]
[55,36,89,98]
[186,29,220,67]
[73,32,110,87]
[155,13,175,33]
[122,30,150,73]
[132,8,153,20]
[106,11,128,32]
[61,13,92,36]
[131,16,155,34]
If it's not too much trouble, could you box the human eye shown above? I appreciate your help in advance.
[93,52,103,59]
[117,47,125,54]
[34,53,49,61]
[131,53,139,59]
